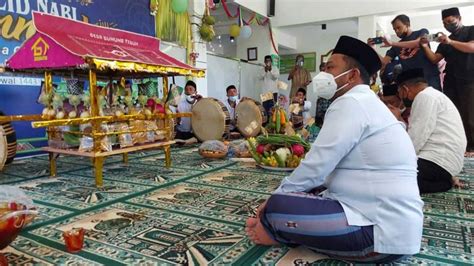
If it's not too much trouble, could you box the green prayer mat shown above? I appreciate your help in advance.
[1,148,472,265]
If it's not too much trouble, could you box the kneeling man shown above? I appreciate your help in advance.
[246,36,424,264]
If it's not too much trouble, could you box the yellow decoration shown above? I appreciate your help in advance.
[155,0,192,57]
[229,24,241,38]
[89,58,205,78]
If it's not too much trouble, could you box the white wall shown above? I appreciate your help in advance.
[276,20,358,116]
[234,0,268,18]
[207,35,237,58]
[236,25,275,64]
[206,53,264,102]
[270,0,474,27]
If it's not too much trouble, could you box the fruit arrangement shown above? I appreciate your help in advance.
[265,106,288,134]
[247,134,310,169]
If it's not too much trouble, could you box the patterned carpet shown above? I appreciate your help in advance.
[1,147,473,265]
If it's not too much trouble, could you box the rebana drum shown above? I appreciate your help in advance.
[191,98,230,141]
[235,99,268,137]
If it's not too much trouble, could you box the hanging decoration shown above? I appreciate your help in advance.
[268,22,279,54]
[221,0,240,18]
[199,0,216,42]
[171,0,188,14]
[242,12,256,25]
[240,25,252,39]
[189,52,199,65]
[208,0,216,9]
[229,24,241,38]
[155,0,192,53]
[256,14,270,26]
[237,6,252,39]
[150,0,159,15]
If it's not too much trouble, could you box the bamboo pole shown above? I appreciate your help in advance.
[31,113,191,128]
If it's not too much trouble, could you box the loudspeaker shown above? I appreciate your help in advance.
[322,24,327,30]
[268,0,275,17]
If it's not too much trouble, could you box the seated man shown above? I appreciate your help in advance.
[381,83,410,124]
[245,36,424,264]
[290,88,312,130]
[175,80,202,141]
[222,85,240,132]
[392,68,466,193]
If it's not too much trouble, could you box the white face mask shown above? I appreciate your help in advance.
[186,94,195,102]
[312,69,353,99]
[228,96,238,102]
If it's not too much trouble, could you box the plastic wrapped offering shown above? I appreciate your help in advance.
[0,186,38,249]
[198,140,228,158]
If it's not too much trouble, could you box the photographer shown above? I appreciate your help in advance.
[259,55,279,115]
[368,14,440,89]
[420,7,474,153]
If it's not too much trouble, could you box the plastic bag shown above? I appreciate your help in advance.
[130,120,147,144]
[0,186,35,210]
[145,121,158,142]
[232,141,251,158]
[78,136,94,152]
[199,140,228,153]
[98,124,113,152]
[117,123,133,148]
[0,186,37,249]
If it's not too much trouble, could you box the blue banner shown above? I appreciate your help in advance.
[0,0,155,156]
[0,0,155,64]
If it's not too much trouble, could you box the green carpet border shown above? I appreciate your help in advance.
[20,231,127,265]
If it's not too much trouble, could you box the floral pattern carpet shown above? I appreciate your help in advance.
[0,147,473,265]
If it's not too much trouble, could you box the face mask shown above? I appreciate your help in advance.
[399,32,407,39]
[186,94,195,102]
[312,69,353,100]
[402,98,413,107]
[400,86,413,107]
[228,96,238,102]
[445,22,460,33]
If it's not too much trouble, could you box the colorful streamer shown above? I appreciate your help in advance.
[221,0,240,18]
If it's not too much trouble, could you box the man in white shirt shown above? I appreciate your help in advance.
[245,36,423,264]
[175,80,202,140]
[392,68,467,193]
[222,85,240,132]
[259,55,279,116]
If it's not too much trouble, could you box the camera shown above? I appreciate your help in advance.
[426,33,441,42]
[371,37,384,44]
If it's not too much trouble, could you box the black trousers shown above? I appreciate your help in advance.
[262,92,278,118]
[417,158,452,194]
[443,75,474,151]
[175,130,195,140]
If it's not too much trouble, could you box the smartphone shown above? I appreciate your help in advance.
[371,37,383,44]
[426,33,440,42]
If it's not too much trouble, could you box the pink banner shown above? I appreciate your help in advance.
[7,33,84,70]
[8,12,196,71]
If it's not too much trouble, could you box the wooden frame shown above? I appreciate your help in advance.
[320,49,334,70]
[279,52,317,74]
[247,47,258,61]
